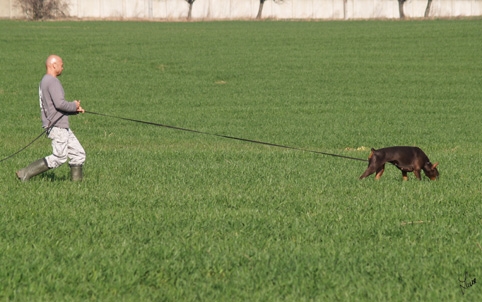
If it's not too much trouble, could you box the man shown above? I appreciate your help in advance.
[16,55,86,182]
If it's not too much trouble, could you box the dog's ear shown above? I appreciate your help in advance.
[432,162,439,169]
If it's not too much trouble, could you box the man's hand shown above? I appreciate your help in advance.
[74,100,85,113]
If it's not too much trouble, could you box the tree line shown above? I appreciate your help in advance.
[15,0,437,21]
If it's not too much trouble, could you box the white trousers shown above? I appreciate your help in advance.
[45,127,86,168]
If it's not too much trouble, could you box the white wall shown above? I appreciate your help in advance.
[2,0,482,20]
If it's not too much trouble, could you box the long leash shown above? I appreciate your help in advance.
[85,111,367,162]
[0,114,64,163]
[1,111,367,163]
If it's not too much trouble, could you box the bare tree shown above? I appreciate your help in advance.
[399,0,433,19]
[256,0,285,20]
[185,0,195,20]
[424,0,433,17]
[398,0,407,19]
[256,0,267,19]
[15,0,69,20]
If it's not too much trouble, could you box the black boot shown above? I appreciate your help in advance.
[16,158,50,182]
[70,164,83,181]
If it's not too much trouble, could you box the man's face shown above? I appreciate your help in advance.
[53,59,64,76]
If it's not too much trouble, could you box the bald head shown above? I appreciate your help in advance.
[45,55,64,77]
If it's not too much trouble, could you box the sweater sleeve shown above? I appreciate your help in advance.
[49,79,77,113]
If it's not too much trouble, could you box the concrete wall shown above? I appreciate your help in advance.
[2,0,482,20]
[1,0,21,18]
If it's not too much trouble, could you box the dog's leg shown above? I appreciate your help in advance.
[402,171,409,181]
[375,164,385,180]
[359,164,378,179]
[360,169,374,179]
[413,170,422,180]
[359,149,381,180]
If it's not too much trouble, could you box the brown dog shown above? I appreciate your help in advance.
[359,146,439,180]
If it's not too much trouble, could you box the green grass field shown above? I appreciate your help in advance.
[1,19,481,300]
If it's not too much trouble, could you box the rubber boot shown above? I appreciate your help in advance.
[16,158,50,182]
[70,165,83,181]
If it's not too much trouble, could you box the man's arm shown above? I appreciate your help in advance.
[49,80,77,113]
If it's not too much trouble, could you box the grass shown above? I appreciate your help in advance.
[0,19,481,300]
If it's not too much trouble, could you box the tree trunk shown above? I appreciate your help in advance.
[187,2,193,20]
[398,0,406,19]
[256,1,264,19]
[424,0,433,17]
[343,0,347,19]
[398,0,405,19]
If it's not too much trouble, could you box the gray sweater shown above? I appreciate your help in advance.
[39,74,77,129]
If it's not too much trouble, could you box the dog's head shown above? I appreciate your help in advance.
[423,162,439,180]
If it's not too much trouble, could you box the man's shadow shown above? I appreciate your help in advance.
[39,171,68,182]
